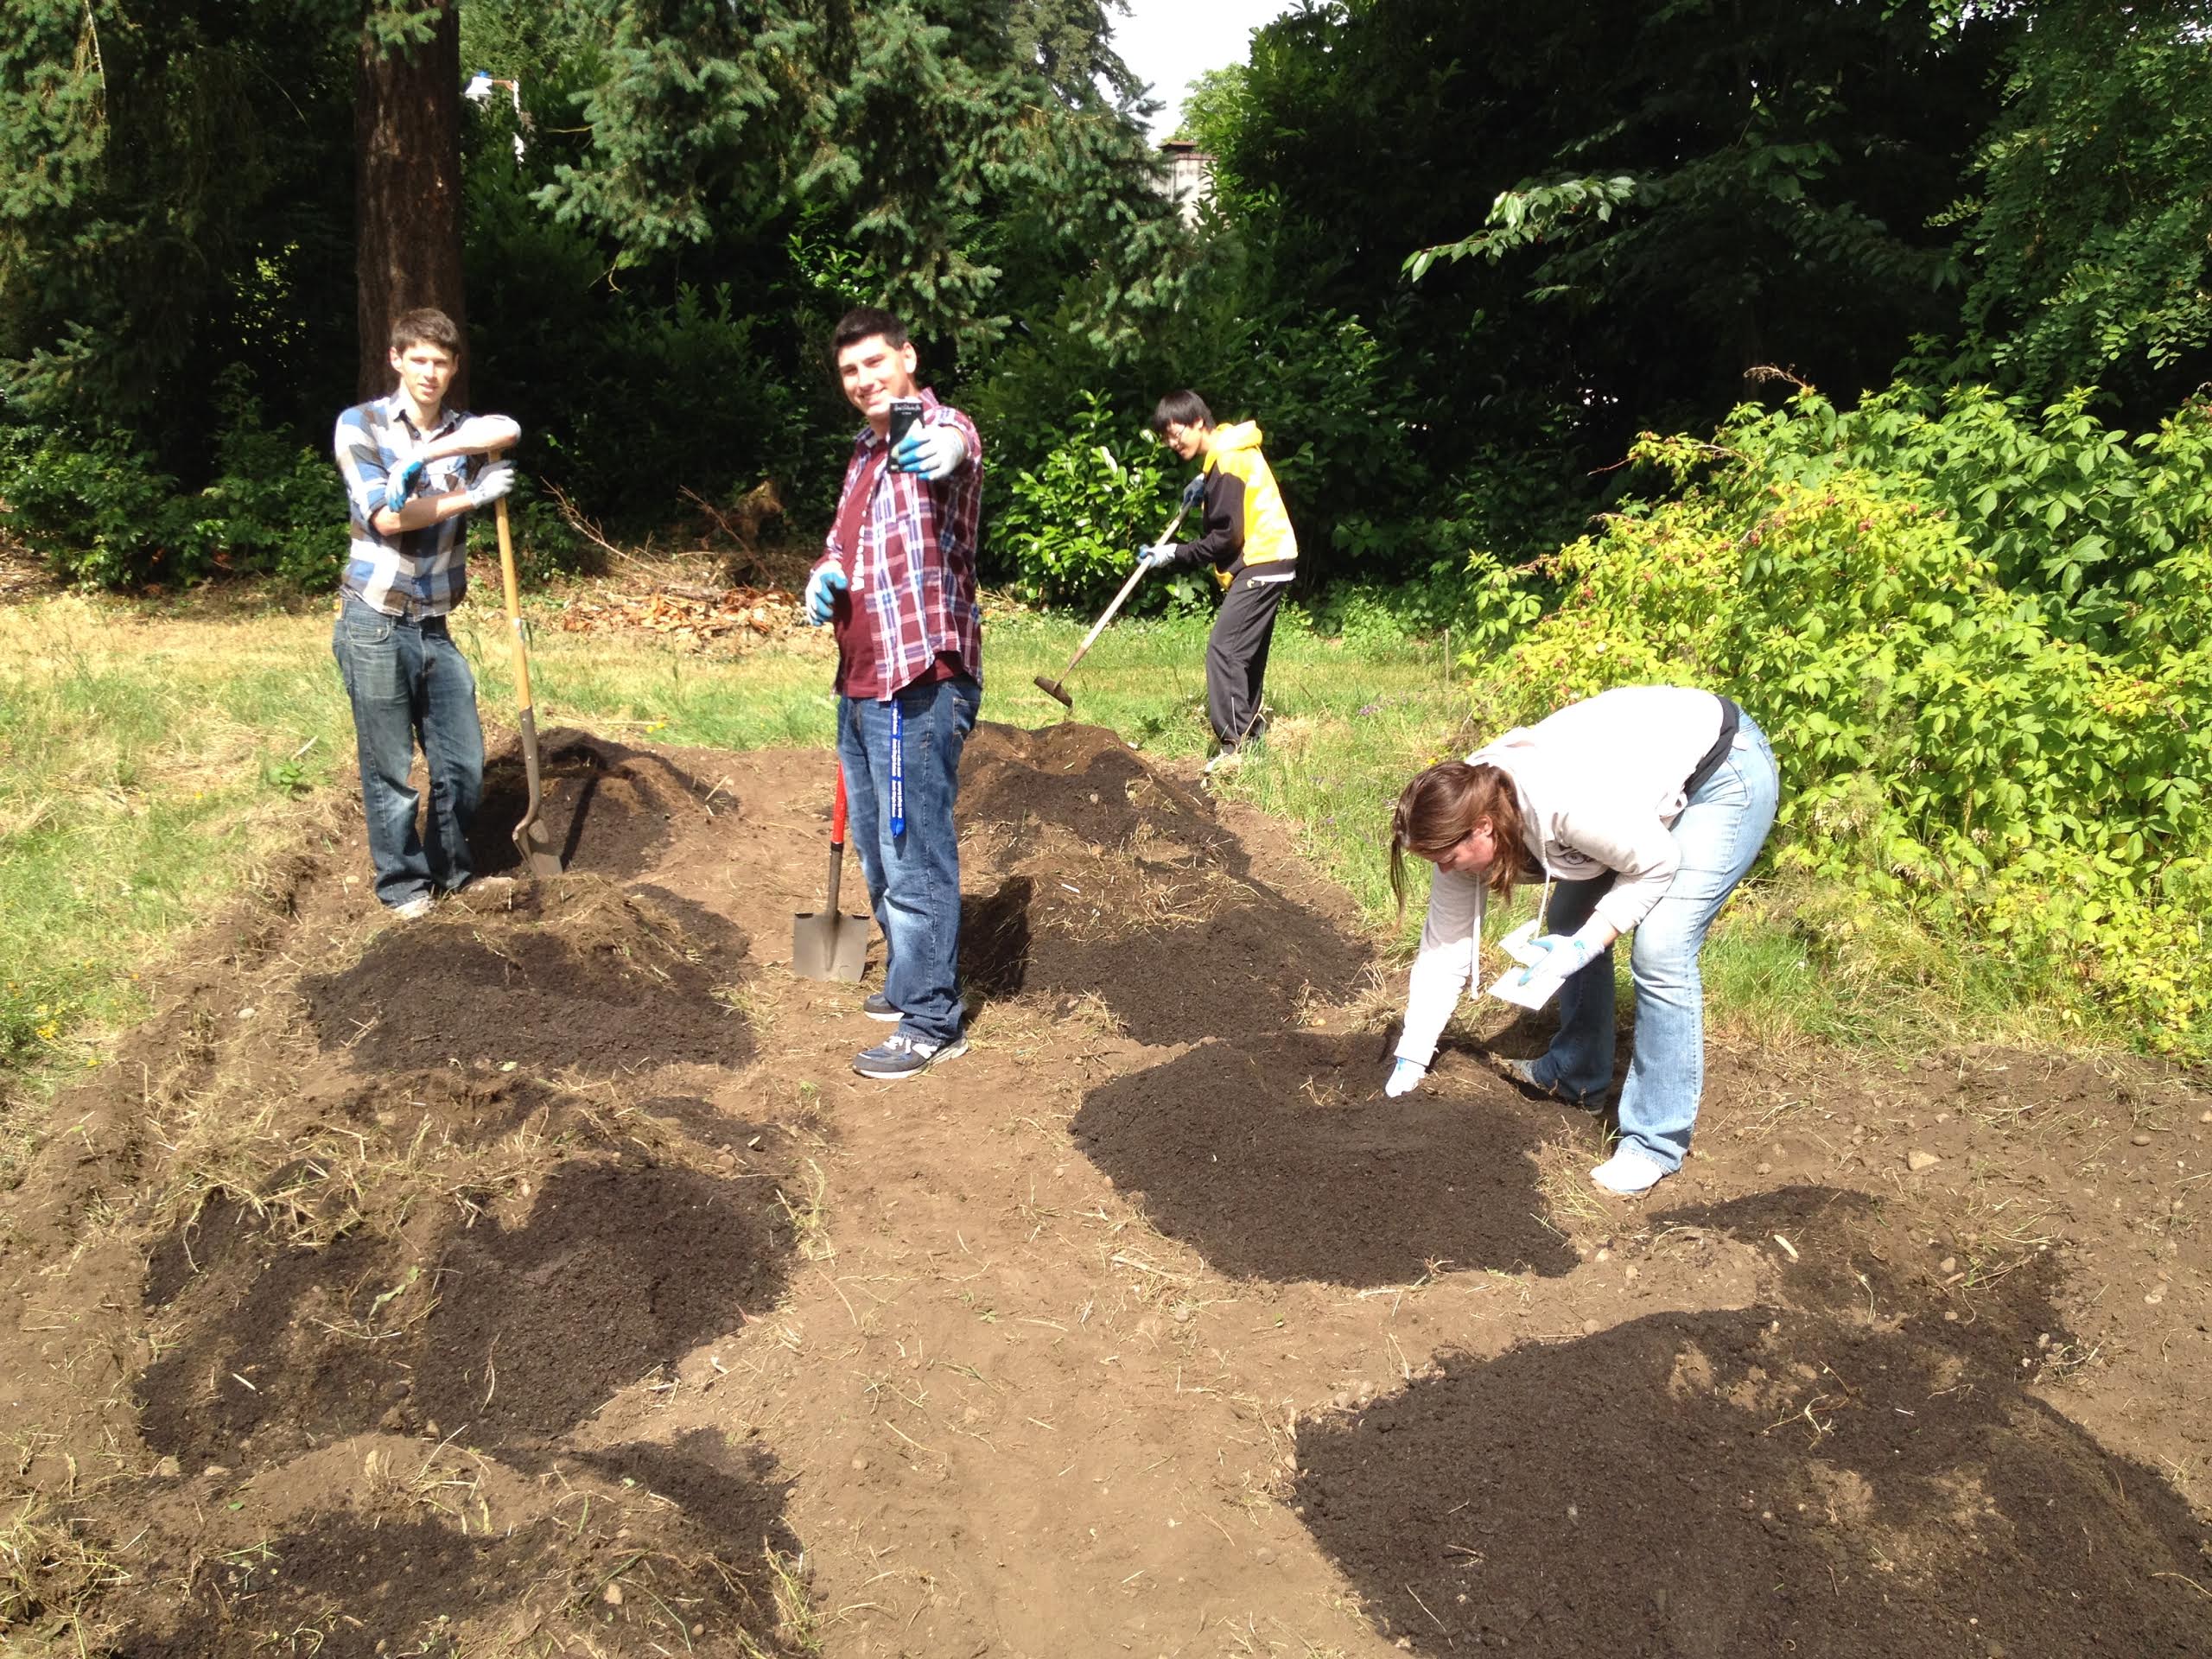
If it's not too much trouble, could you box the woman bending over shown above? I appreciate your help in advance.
[1385,684,1779,1196]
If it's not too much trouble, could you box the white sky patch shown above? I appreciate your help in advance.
[1112,0,1302,140]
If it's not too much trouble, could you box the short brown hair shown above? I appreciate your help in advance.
[831,306,909,361]
[389,307,461,357]
[1388,760,1539,916]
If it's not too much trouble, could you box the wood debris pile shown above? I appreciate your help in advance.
[548,582,806,649]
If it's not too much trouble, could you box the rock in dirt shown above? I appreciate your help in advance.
[1907,1149,1942,1173]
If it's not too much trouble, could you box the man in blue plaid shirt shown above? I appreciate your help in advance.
[331,307,519,919]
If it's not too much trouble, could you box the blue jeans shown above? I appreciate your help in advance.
[331,597,486,907]
[837,674,981,1047]
[1528,717,1780,1171]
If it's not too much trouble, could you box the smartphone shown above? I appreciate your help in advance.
[887,398,924,454]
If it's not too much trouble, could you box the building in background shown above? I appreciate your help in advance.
[1157,139,1213,226]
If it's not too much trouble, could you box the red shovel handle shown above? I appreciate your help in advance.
[832,765,849,847]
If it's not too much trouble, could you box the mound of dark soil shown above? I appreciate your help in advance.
[1072,1033,1582,1285]
[468,729,709,878]
[114,1513,540,1658]
[583,1427,801,1560]
[301,882,752,1077]
[412,1158,789,1446]
[960,721,1244,871]
[115,1494,801,1658]
[956,723,1370,1044]
[1294,1307,2212,1657]
[137,1228,415,1467]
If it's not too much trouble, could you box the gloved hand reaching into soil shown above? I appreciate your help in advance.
[1384,1057,1425,1096]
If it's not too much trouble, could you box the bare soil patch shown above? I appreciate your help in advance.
[3,721,2209,1659]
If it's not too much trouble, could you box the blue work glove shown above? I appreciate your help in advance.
[892,423,966,480]
[1134,543,1177,573]
[1384,1057,1426,1097]
[1516,933,1597,986]
[386,458,426,512]
[464,460,515,510]
[1179,474,1207,510]
[804,564,849,626]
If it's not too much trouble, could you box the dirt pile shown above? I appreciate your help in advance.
[957,721,1369,1043]
[1074,1032,1582,1285]
[110,1438,804,1657]
[301,880,753,1075]
[467,729,713,878]
[413,1159,791,1446]
[1294,1302,2212,1657]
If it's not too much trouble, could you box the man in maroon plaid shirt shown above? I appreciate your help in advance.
[804,307,985,1079]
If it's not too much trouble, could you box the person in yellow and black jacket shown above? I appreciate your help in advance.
[1141,391,1299,772]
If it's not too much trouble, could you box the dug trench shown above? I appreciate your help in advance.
[0,721,2208,1659]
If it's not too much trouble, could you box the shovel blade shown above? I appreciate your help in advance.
[514,817,563,879]
[1033,672,1072,709]
[791,911,871,981]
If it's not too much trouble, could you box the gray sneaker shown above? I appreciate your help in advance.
[853,1032,968,1080]
[861,991,901,1023]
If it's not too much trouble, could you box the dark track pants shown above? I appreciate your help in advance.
[1205,563,1294,747]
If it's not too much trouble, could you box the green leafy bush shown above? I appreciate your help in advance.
[995,391,1175,604]
[0,427,213,588]
[1459,403,2212,1052]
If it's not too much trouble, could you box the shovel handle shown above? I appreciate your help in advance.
[491,448,533,713]
[832,764,848,848]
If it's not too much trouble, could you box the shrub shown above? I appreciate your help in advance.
[995,391,1177,605]
[0,426,212,588]
[1459,413,2212,1052]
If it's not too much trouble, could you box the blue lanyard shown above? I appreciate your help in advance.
[887,700,905,836]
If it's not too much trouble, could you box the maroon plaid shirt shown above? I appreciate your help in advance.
[818,388,984,700]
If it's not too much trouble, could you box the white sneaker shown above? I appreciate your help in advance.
[391,893,435,921]
[1590,1146,1670,1196]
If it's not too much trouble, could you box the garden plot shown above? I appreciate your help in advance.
[1,724,2207,1658]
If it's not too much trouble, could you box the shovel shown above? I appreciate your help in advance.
[492,453,563,878]
[791,766,871,981]
[1033,499,1195,711]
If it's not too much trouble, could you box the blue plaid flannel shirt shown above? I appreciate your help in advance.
[333,394,483,617]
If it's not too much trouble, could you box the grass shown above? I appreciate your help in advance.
[0,574,2158,1180]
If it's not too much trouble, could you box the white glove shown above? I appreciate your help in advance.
[1136,544,1177,572]
[892,424,966,480]
[1516,932,1596,987]
[1384,1057,1426,1097]
[466,461,516,509]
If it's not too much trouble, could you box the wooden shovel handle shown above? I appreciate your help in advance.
[491,447,532,711]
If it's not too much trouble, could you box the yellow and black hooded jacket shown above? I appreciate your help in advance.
[1165,422,1298,588]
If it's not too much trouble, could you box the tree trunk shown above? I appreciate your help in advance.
[354,3,466,404]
